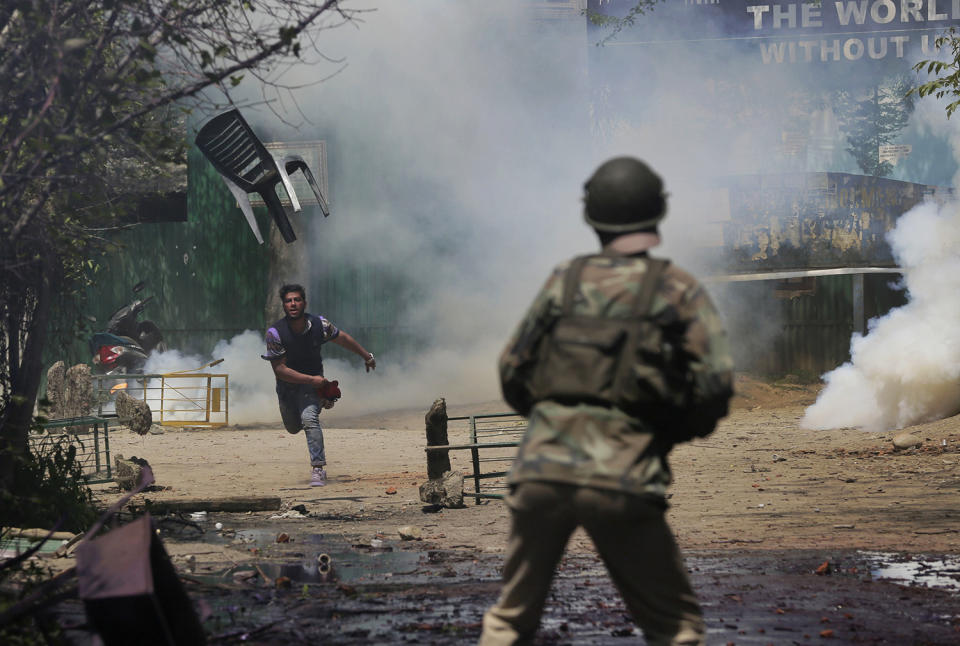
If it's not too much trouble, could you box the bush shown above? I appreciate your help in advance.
[0,417,98,645]
[0,422,97,535]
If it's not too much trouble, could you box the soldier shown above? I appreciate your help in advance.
[479,157,734,646]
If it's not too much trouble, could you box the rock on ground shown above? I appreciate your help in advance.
[114,454,152,491]
[892,432,922,450]
[45,362,94,427]
[419,470,465,508]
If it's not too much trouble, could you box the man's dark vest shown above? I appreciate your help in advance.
[273,314,327,377]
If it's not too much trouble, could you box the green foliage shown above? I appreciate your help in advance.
[0,416,97,534]
[1,0,355,461]
[0,412,94,642]
[584,0,662,46]
[908,27,960,118]
[835,75,914,177]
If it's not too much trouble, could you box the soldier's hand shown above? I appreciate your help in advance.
[364,353,376,372]
[311,375,329,388]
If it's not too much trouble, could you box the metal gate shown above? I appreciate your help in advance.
[93,372,229,428]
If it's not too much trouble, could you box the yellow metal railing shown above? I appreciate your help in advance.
[94,366,230,428]
[158,373,229,427]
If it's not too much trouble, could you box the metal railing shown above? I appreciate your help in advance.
[32,416,114,484]
[425,412,526,504]
[93,373,229,428]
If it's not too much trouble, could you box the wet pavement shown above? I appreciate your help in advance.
[184,546,960,644]
[54,520,960,644]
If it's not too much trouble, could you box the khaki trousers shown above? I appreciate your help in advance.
[479,482,704,646]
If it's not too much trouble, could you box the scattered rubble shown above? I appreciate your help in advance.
[892,433,922,450]
[419,470,465,508]
[114,455,152,491]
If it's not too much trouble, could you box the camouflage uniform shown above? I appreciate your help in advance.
[480,252,734,646]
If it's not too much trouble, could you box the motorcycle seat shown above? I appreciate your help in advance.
[89,332,141,355]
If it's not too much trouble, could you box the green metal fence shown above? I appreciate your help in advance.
[33,416,114,484]
[425,412,525,504]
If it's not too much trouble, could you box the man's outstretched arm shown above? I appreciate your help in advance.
[330,331,377,371]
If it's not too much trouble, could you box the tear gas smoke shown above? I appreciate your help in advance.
[183,2,957,421]
[801,198,960,431]
[216,0,777,419]
[144,331,278,424]
[802,93,960,432]
[143,329,507,424]
[205,1,602,420]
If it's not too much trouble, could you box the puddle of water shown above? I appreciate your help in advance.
[187,536,422,586]
[0,536,69,559]
[859,551,960,592]
[264,547,421,584]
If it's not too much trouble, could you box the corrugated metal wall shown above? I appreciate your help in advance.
[719,273,907,379]
[99,147,270,356]
[50,145,411,369]
[309,251,418,362]
[773,276,854,377]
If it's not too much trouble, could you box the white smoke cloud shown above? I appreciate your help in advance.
[144,330,278,425]
[802,80,960,433]
[183,1,958,422]
[218,2,600,416]
[142,328,504,424]
[801,198,960,431]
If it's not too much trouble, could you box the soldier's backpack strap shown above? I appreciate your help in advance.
[611,256,670,414]
[531,253,672,412]
[560,254,667,317]
[631,257,668,318]
[559,255,597,315]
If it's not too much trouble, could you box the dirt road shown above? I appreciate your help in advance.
[101,378,960,555]
[78,378,960,644]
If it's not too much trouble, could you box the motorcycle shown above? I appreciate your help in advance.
[89,282,166,375]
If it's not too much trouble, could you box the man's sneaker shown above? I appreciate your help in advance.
[310,467,327,487]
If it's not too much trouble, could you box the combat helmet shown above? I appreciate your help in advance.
[583,157,667,233]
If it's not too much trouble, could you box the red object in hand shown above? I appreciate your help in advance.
[317,379,341,402]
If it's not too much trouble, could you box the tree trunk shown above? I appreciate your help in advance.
[0,256,53,483]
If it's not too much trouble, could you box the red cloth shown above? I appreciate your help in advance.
[317,379,341,401]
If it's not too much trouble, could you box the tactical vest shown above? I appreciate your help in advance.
[272,314,327,377]
[529,254,690,418]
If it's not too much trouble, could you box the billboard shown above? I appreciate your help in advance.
[586,0,960,270]
[588,0,959,67]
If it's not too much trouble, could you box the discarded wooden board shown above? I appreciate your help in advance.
[4,528,77,542]
[138,496,282,514]
[76,513,205,645]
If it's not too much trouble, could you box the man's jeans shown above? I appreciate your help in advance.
[276,382,326,466]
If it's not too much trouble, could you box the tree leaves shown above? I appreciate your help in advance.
[908,27,960,118]
[584,0,662,47]
[835,75,914,176]
[1,0,351,456]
